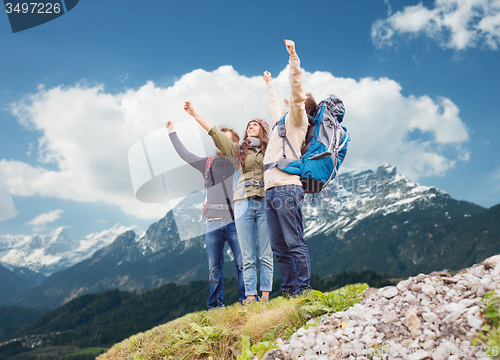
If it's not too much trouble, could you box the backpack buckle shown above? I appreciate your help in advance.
[278,123,286,137]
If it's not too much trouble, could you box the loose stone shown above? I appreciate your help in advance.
[268,254,500,360]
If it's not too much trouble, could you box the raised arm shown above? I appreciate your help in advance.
[264,71,282,124]
[184,101,213,132]
[285,40,307,127]
[166,121,206,173]
[208,126,238,159]
[183,101,238,159]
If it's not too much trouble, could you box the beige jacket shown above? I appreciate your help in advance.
[263,53,308,191]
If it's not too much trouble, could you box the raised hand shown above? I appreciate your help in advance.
[166,121,175,133]
[284,39,296,55]
[184,100,195,116]
[183,100,212,132]
[264,71,272,83]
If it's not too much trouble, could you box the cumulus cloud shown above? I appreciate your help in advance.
[0,187,17,222]
[27,209,63,227]
[372,0,500,51]
[0,64,470,220]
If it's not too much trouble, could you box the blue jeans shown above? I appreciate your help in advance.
[265,185,311,295]
[234,197,273,296]
[205,220,245,309]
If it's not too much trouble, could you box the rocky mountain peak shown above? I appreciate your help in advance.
[303,164,449,238]
[91,230,143,265]
[44,228,80,256]
[377,163,397,178]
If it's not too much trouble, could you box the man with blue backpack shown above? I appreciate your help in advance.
[263,39,312,298]
[263,39,349,298]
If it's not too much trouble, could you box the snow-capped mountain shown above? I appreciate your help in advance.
[0,224,145,276]
[302,164,451,238]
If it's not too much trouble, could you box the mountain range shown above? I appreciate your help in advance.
[0,224,144,276]
[1,164,499,310]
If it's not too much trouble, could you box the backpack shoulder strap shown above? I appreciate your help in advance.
[275,112,299,160]
[263,113,300,171]
[203,156,216,217]
[204,156,216,187]
[272,113,287,131]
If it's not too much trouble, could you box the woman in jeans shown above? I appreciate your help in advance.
[184,100,273,303]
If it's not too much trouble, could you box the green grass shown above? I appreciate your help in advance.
[20,346,77,357]
[62,347,108,357]
[472,290,500,357]
[98,283,368,360]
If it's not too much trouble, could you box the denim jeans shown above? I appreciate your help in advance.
[265,185,311,295]
[234,197,273,296]
[205,220,245,309]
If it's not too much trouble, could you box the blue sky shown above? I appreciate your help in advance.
[1,0,499,238]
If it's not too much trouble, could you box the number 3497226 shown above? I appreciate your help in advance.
[5,3,61,14]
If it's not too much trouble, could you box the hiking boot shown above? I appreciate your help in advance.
[296,285,313,296]
[258,296,269,303]
[282,289,294,299]
[242,297,257,305]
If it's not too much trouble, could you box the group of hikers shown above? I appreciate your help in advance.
[166,39,348,309]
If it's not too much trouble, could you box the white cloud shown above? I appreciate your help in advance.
[384,0,393,15]
[0,187,17,222]
[0,64,470,220]
[27,209,63,227]
[372,0,500,51]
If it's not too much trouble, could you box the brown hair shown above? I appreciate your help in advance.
[237,124,269,171]
[219,126,240,143]
[215,127,240,157]
[305,93,317,118]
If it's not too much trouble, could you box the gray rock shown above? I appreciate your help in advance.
[422,284,436,298]
[412,283,423,292]
[274,253,500,360]
[379,286,399,299]
[422,312,439,323]
[470,265,485,278]
[467,313,484,329]
[363,287,378,299]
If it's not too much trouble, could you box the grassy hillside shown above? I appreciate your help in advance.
[98,284,369,360]
[4,270,396,359]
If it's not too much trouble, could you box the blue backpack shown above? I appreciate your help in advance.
[264,94,350,193]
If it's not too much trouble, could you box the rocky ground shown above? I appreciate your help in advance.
[267,255,500,360]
